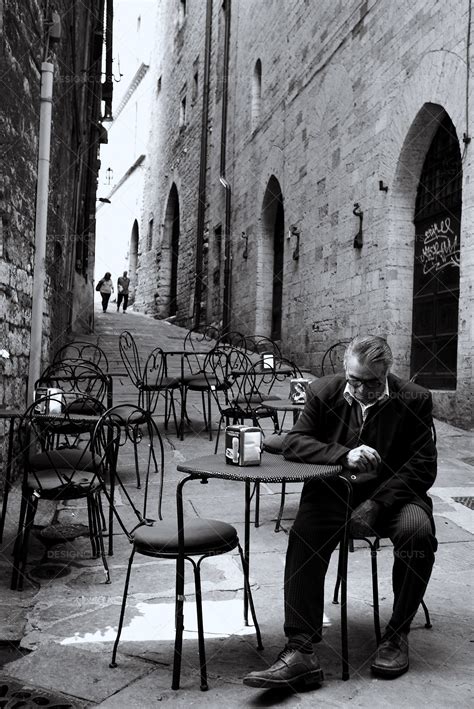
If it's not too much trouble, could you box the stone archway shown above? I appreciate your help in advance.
[410,112,461,389]
[160,184,180,317]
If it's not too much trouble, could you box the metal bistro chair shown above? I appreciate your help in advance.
[104,405,262,691]
[11,393,109,591]
[243,334,282,360]
[53,340,109,372]
[141,347,181,433]
[333,452,434,681]
[34,360,110,448]
[119,331,178,433]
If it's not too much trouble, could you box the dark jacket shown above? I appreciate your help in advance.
[283,373,437,513]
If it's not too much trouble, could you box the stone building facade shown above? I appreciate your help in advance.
[138,0,473,427]
[0,0,111,412]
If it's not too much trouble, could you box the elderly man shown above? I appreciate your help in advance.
[243,335,437,689]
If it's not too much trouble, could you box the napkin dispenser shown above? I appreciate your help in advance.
[289,378,312,404]
[34,387,64,415]
[225,425,262,466]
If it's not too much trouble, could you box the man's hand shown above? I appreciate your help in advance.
[343,445,381,473]
[349,499,381,537]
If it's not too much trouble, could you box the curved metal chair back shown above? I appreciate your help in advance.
[53,341,109,370]
[244,334,282,358]
[141,347,181,419]
[320,340,350,376]
[183,325,220,352]
[119,330,143,388]
[93,405,165,528]
[36,360,110,410]
[216,330,246,349]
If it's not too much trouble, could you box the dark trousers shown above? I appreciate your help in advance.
[284,479,437,642]
[117,292,129,311]
[101,292,111,312]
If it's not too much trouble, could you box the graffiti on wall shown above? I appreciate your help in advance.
[418,217,460,275]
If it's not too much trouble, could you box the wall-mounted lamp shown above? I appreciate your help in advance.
[105,167,113,185]
[379,180,388,192]
[352,203,363,249]
[97,197,111,204]
[289,225,300,260]
[241,231,248,259]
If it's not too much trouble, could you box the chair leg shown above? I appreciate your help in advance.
[194,559,209,691]
[200,392,209,433]
[274,481,286,532]
[172,554,186,690]
[11,489,30,590]
[421,599,432,629]
[214,416,224,454]
[207,390,213,441]
[238,544,264,650]
[110,548,136,668]
[13,493,38,592]
[91,492,110,584]
[133,438,141,489]
[87,496,99,558]
[369,538,381,643]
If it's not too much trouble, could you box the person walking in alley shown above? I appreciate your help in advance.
[116,271,130,313]
[243,335,437,690]
[96,272,114,313]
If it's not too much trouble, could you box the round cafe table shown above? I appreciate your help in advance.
[176,453,342,625]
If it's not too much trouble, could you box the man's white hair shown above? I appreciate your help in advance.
[344,335,393,370]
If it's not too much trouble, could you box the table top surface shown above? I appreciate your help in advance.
[33,411,102,423]
[0,408,22,419]
[260,399,305,411]
[177,453,342,483]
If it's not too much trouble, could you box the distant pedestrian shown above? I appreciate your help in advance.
[96,272,114,313]
[116,271,130,313]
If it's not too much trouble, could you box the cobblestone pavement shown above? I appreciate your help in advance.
[0,307,472,708]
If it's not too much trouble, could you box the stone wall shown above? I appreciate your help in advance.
[140,0,473,427]
[0,1,107,469]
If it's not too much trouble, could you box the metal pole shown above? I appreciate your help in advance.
[27,62,54,403]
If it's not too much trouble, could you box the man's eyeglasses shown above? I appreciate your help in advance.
[346,376,385,390]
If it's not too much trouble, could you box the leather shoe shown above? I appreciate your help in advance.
[371,631,409,678]
[243,646,324,689]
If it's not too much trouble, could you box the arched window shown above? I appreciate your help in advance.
[251,59,262,131]
[147,214,154,251]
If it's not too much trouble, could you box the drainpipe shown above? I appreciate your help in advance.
[27,62,54,403]
[193,0,213,330]
[220,0,232,336]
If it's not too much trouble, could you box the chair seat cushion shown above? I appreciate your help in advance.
[26,469,100,498]
[65,399,103,415]
[262,433,286,455]
[30,448,95,470]
[141,376,181,391]
[106,405,149,424]
[181,373,215,389]
[133,518,238,556]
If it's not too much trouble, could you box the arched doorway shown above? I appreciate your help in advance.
[410,113,462,388]
[162,184,180,317]
[259,176,284,340]
[129,220,139,303]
